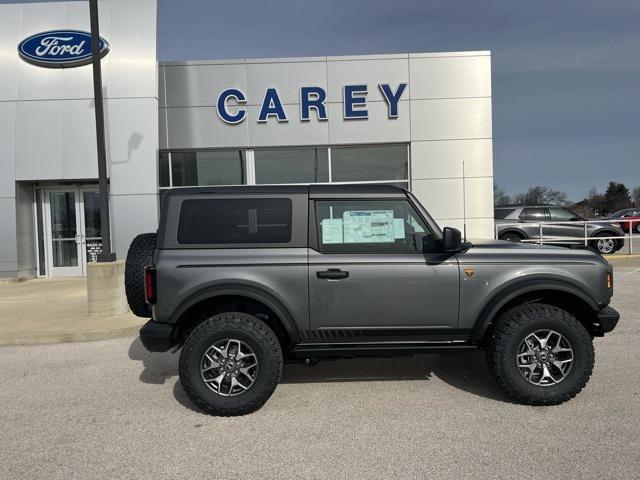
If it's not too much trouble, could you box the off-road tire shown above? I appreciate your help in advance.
[486,303,594,406]
[179,312,283,416]
[124,232,156,318]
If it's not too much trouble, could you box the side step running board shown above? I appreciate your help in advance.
[289,343,477,359]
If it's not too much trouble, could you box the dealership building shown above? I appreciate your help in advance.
[0,0,494,279]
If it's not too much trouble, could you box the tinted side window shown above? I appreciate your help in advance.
[548,207,577,221]
[177,198,292,244]
[495,208,516,220]
[523,208,547,221]
[315,199,433,254]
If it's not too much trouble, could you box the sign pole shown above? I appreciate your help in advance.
[89,0,115,262]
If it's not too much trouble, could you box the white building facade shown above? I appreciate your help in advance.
[0,0,494,279]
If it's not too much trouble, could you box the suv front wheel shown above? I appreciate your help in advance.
[486,303,594,405]
[591,232,618,255]
[179,312,283,416]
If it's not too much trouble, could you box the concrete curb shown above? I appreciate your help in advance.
[0,323,144,347]
[604,254,640,260]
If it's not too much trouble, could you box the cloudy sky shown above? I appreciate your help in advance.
[156,0,640,201]
[6,0,637,200]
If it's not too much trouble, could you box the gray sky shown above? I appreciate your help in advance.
[157,0,640,201]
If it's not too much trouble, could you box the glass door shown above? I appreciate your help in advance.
[44,190,83,277]
[42,186,103,277]
[80,189,103,265]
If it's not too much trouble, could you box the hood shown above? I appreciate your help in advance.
[466,238,557,250]
[459,238,607,265]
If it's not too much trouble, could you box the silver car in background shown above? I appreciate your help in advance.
[495,205,624,254]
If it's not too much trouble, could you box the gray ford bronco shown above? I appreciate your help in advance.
[126,185,619,416]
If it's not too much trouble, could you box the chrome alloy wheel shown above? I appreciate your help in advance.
[516,329,574,386]
[200,339,258,397]
[597,238,615,254]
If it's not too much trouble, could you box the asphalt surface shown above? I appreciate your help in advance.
[1,259,639,479]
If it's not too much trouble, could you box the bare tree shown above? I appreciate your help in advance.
[512,186,569,206]
[493,184,512,206]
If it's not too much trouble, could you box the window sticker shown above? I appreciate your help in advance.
[321,218,344,244]
[393,218,405,239]
[342,210,395,243]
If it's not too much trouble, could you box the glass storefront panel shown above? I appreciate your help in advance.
[159,152,170,187]
[171,150,245,186]
[254,148,329,184]
[82,191,103,263]
[35,189,46,276]
[49,191,78,267]
[331,145,408,182]
[159,144,409,189]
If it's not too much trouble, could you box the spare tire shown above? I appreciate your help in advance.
[125,232,157,318]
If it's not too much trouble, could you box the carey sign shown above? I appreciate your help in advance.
[18,30,110,68]
[217,83,408,124]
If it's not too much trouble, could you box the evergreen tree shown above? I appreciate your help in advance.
[604,181,631,213]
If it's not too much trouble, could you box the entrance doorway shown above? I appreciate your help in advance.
[40,186,104,277]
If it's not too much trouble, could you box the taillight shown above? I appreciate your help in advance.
[606,272,612,290]
[144,265,157,304]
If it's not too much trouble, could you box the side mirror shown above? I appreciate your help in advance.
[441,227,462,252]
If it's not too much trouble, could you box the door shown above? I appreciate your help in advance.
[43,187,102,277]
[547,207,584,244]
[520,207,549,240]
[308,197,460,342]
[45,189,83,276]
[79,189,104,265]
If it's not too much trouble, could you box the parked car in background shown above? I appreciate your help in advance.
[603,208,640,233]
[495,205,624,255]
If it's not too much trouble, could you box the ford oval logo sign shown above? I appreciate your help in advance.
[18,30,109,68]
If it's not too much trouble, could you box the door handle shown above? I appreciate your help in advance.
[316,269,349,279]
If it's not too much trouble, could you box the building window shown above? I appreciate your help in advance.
[162,150,246,188]
[159,143,408,189]
[254,147,329,184]
[159,152,170,187]
[331,145,408,183]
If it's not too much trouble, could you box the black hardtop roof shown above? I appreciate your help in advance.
[164,184,407,197]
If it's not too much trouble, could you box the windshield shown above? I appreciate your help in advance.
[610,209,632,218]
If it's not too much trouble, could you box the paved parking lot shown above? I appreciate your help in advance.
[1,258,639,479]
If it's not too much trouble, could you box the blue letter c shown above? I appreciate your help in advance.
[217,88,247,124]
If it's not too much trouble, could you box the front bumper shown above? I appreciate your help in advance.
[594,305,620,335]
[139,320,177,352]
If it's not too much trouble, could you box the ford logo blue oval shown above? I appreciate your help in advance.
[18,30,110,68]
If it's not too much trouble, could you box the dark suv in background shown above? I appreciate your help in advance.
[495,205,624,255]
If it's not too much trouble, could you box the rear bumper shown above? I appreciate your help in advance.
[139,320,177,352]
[594,306,620,335]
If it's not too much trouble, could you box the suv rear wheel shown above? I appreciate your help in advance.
[179,312,283,416]
[486,303,594,405]
[499,232,523,243]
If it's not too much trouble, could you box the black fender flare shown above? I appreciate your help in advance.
[168,283,301,343]
[470,276,599,342]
